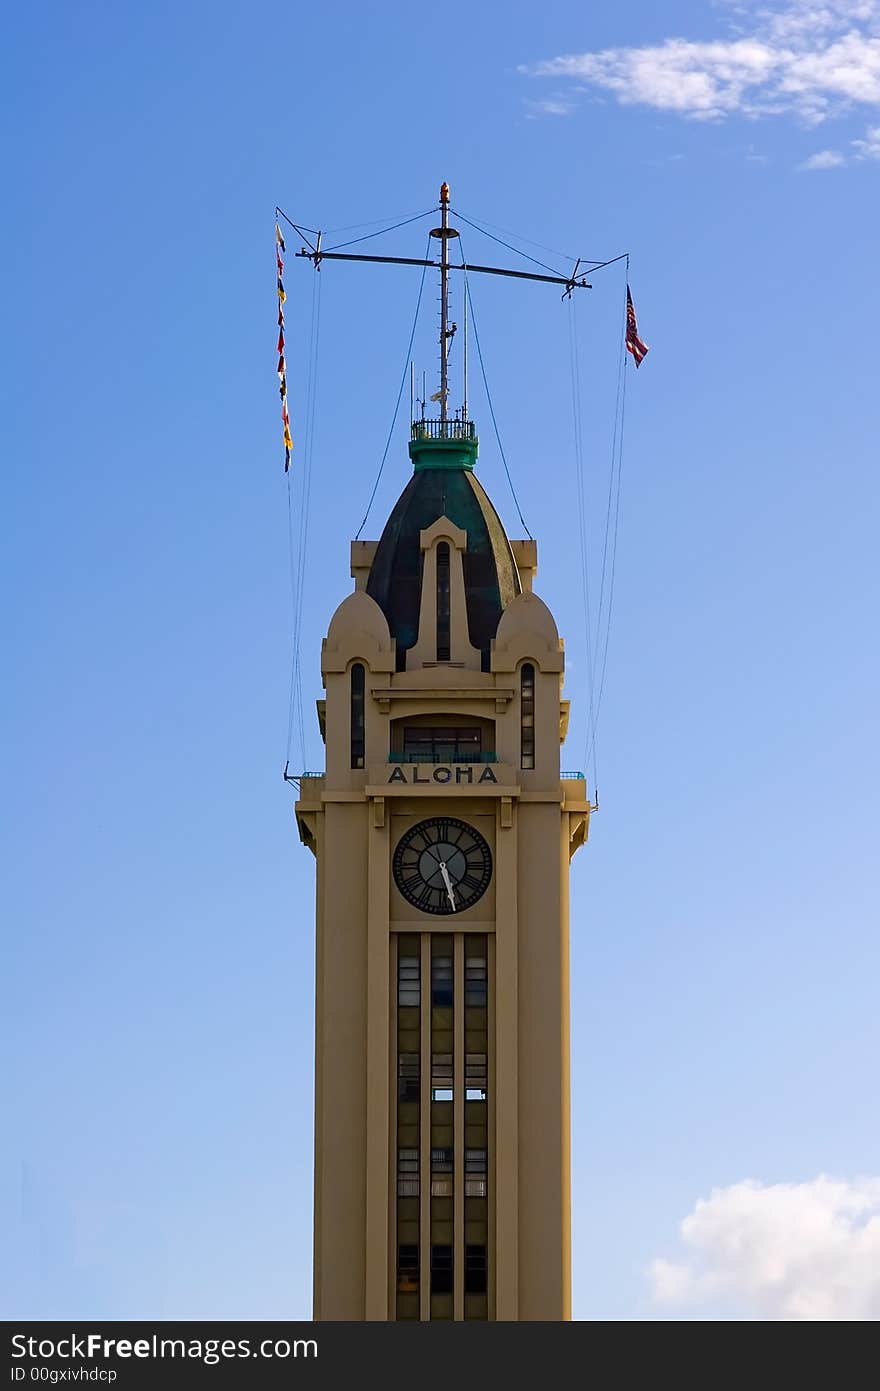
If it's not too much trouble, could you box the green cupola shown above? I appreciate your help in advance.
[366,422,521,670]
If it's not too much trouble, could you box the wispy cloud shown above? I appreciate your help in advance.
[799,119,880,162]
[520,1,880,130]
[523,95,576,118]
[800,146,848,163]
[852,119,880,150]
[649,1176,880,1320]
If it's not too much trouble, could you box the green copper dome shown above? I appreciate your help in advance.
[366,445,521,670]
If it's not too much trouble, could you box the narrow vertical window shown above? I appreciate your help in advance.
[436,543,450,661]
[396,935,421,1319]
[520,662,535,770]
[430,934,454,1319]
[464,935,489,1320]
[350,662,365,769]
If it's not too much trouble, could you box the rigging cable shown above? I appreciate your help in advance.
[354,235,433,540]
[450,208,579,265]
[453,208,570,278]
[285,266,322,773]
[567,291,599,792]
[323,209,436,252]
[592,299,629,734]
[453,206,629,278]
[293,269,322,767]
[583,264,630,778]
[459,242,532,539]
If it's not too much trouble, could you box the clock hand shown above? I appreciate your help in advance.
[438,861,457,912]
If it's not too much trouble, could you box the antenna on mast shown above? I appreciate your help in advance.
[430,182,459,427]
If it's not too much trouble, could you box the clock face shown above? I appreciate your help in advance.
[393,817,492,916]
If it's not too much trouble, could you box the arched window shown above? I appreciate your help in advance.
[436,542,450,661]
[350,663,365,768]
[520,663,535,769]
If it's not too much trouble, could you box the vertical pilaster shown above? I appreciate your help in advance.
[488,931,497,1322]
[312,812,326,1321]
[364,813,390,1319]
[494,804,519,1319]
[560,818,572,1320]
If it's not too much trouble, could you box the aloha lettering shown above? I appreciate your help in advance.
[386,764,499,786]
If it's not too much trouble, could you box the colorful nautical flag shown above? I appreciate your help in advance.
[625,285,649,368]
[276,218,292,470]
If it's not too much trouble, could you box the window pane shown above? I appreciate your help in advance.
[398,1052,420,1102]
[465,1052,487,1101]
[431,1244,454,1294]
[465,957,487,1007]
[436,543,450,661]
[350,663,365,769]
[398,954,420,1008]
[398,1147,420,1196]
[398,1244,419,1292]
[465,1244,488,1294]
[431,954,453,1008]
[521,664,535,770]
[431,1053,453,1101]
[402,727,482,763]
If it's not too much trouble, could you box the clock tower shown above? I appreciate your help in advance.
[295,413,590,1321]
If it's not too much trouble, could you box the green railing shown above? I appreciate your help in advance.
[410,419,476,442]
[561,770,586,780]
[388,751,497,764]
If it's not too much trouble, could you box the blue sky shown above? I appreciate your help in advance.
[3,0,879,1321]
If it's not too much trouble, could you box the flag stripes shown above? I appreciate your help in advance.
[625,285,649,368]
[276,221,291,470]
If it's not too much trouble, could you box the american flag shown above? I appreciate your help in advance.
[625,285,649,368]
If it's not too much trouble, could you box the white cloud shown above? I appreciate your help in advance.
[649,1176,880,1320]
[852,119,880,149]
[521,1,880,124]
[800,146,848,162]
[799,119,880,162]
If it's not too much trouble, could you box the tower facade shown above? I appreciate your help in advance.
[296,423,590,1320]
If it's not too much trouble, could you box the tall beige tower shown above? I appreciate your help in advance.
[296,421,590,1320]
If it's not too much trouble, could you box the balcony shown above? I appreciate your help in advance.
[388,751,498,764]
[410,418,476,442]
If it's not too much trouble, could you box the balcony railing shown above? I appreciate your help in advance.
[561,770,586,780]
[410,418,476,442]
[389,751,497,764]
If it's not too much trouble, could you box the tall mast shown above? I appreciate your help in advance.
[428,181,460,429]
[439,181,450,424]
[294,182,593,441]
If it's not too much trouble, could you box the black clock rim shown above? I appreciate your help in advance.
[392,816,492,916]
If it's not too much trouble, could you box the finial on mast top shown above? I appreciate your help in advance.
[440,181,450,205]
